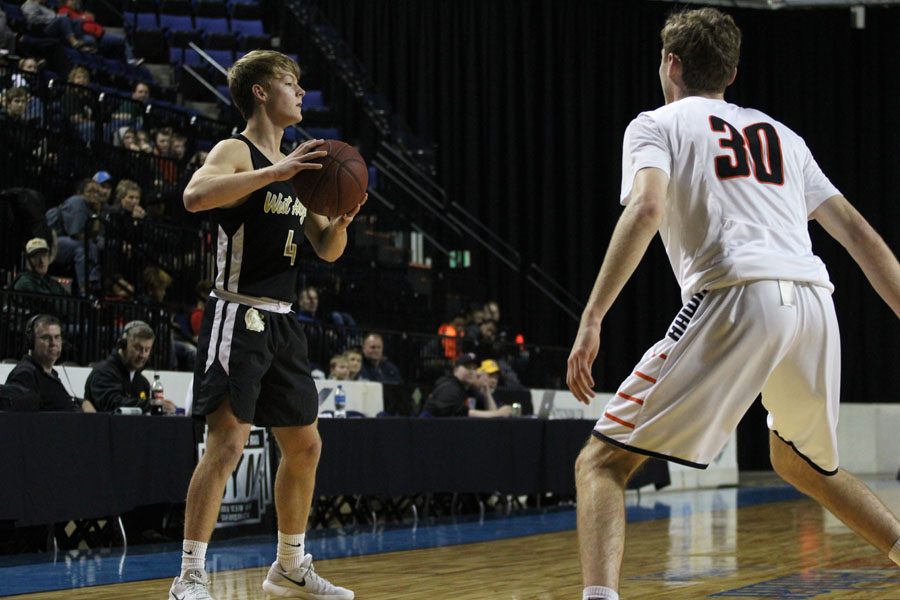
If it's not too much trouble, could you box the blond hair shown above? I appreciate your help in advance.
[661,8,741,94]
[114,179,141,203]
[227,50,301,119]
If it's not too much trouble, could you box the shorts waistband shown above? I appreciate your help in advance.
[210,289,293,314]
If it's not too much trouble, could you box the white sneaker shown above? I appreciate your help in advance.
[169,568,215,600]
[262,554,354,599]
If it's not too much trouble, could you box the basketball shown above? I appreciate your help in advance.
[290,140,368,219]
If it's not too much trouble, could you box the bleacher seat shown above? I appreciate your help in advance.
[230,2,259,19]
[135,12,159,30]
[169,30,202,48]
[205,31,238,50]
[303,90,325,110]
[196,16,230,34]
[124,0,157,13]
[231,19,264,37]
[160,0,192,16]
[206,49,234,69]
[160,14,193,32]
[196,0,228,18]
[183,48,205,67]
[169,47,184,66]
[239,34,270,51]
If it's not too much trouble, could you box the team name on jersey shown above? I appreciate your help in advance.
[263,191,308,220]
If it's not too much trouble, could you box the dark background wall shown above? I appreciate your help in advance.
[314,0,900,409]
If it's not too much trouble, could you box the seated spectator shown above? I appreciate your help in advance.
[135,129,153,153]
[329,354,350,380]
[111,81,150,129]
[9,59,44,123]
[0,86,30,123]
[359,332,403,384]
[140,266,197,371]
[343,348,363,381]
[22,0,96,52]
[62,66,95,142]
[85,320,176,413]
[57,0,136,63]
[170,132,188,164]
[296,286,320,323]
[108,179,146,220]
[114,126,140,151]
[5,314,95,412]
[48,172,110,295]
[420,352,512,418]
[12,237,68,295]
[479,358,526,392]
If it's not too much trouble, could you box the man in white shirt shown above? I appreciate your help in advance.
[566,8,900,600]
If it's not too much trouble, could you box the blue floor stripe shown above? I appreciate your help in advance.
[0,484,809,595]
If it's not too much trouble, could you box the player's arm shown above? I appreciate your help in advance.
[567,167,669,403]
[183,138,327,213]
[303,194,367,262]
[811,195,900,317]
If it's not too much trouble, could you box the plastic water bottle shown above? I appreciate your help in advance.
[334,385,347,418]
[151,374,165,415]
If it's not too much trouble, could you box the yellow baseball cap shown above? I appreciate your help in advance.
[479,359,500,374]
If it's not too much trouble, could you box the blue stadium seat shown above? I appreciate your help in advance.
[303,90,325,110]
[206,49,234,68]
[135,12,159,30]
[183,48,205,67]
[195,16,230,34]
[169,46,184,66]
[159,14,193,32]
[231,19,264,37]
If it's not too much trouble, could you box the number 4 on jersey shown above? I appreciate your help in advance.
[283,229,297,266]
[709,115,784,185]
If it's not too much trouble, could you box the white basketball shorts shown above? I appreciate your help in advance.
[593,279,840,475]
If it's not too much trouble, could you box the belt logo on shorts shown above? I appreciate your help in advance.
[667,291,707,342]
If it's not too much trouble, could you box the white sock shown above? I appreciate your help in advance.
[181,539,208,575]
[584,585,619,600]
[890,538,900,567]
[277,532,306,571]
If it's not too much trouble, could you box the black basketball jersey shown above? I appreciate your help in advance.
[211,134,308,303]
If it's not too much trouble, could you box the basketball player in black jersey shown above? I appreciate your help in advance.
[169,50,362,600]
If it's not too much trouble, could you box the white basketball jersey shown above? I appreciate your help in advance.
[620,96,840,303]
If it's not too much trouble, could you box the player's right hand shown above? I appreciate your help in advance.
[567,323,600,404]
[268,138,327,181]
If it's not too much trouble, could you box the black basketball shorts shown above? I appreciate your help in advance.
[193,297,319,427]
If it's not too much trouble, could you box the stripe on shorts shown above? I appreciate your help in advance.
[204,298,225,373]
[217,302,239,374]
[667,291,707,342]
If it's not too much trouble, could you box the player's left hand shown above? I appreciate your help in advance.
[567,323,600,404]
[330,193,368,231]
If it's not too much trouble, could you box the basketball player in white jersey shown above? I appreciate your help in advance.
[169,51,361,599]
[566,8,900,600]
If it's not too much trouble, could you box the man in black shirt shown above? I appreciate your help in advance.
[421,352,512,418]
[85,320,176,413]
[5,314,93,412]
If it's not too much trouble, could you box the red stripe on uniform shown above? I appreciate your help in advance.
[634,370,657,384]
[616,391,644,405]
[604,412,636,429]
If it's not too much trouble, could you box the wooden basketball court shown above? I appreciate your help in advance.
[4,480,898,599]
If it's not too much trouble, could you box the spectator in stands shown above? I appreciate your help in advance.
[0,9,15,54]
[135,129,153,153]
[10,57,45,123]
[12,237,67,295]
[84,320,176,413]
[359,332,403,384]
[21,0,96,52]
[296,286,320,323]
[152,126,173,158]
[62,65,95,142]
[108,179,146,220]
[57,0,136,63]
[140,266,197,371]
[479,358,526,392]
[111,81,150,127]
[171,132,188,164]
[343,347,363,380]
[0,86,29,122]
[48,172,111,295]
[189,280,211,340]
[114,126,139,150]
[420,352,512,418]
[328,354,350,380]
[102,273,135,301]
[5,314,95,412]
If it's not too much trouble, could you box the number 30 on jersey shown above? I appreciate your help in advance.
[709,115,784,185]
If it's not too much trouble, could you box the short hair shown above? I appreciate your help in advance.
[343,348,362,358]
[364,332,383,343]
[124,321,155,342]
[329,355,348,370]
[660,8,741,94]
[227,50,301,120]
[114,179,141,203]
[4,87,27,104]
[142,266,173,291]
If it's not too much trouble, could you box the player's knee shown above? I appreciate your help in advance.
[575,438,633,485]
[283,434,322,469]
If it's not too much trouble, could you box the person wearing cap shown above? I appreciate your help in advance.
[420,352,512,418]
[12,237,68,295]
